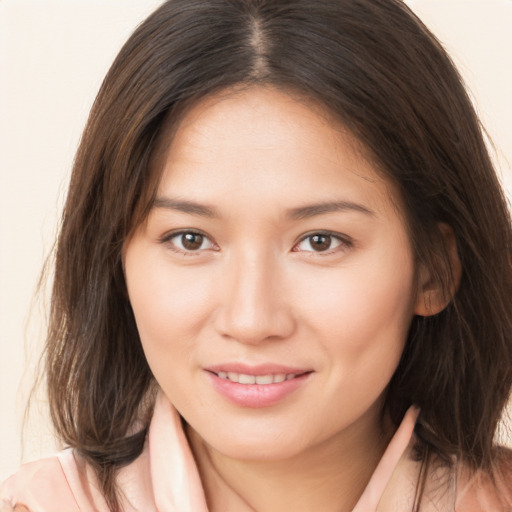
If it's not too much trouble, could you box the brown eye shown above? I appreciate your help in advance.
[294,232,351,254]
[181,232,204,250]
[309,234,332,251]
[164,230,216,254]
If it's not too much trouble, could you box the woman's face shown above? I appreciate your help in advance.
[124,87,424,460]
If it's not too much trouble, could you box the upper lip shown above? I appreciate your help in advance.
[205,363,312,376]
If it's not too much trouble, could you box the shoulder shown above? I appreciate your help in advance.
[378,442,512,512]
[1,453,78,512]
[456,449,512,512]
[0,450,109,512]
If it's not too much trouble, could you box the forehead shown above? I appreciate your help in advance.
[154,86,402,219]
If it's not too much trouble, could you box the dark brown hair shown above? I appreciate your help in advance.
[45,0,512,509]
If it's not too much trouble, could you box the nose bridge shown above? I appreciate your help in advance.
[216,245,294,344]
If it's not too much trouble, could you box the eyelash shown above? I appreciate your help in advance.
[292,230,353,256]
[160,230,217,256]
[159,230,353,257]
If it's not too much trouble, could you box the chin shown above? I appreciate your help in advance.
[216,438,303,462]
[191,420,310,461]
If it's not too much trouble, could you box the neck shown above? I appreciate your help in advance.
[187,404,392,512]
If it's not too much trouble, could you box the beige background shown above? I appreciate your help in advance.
[0,0,511,482]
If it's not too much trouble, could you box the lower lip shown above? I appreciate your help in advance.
[206,372,311,408]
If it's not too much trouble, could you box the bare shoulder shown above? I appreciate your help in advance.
[456,448,512,512]
[1,453,79,512]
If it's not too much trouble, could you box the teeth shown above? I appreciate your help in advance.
[239,374,256,384]
[217,372,297,384]
[255,374,273,384]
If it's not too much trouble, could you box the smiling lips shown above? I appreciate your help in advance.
[216,371,298,384]
[206,364,312,407]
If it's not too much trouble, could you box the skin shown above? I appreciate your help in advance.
[123,86,438,511]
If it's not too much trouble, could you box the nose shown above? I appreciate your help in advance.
[213,248,296,345]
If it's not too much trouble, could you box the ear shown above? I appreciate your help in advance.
[414,223,461,317]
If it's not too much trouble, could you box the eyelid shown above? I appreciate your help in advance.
[292,230,353,255]
[159,229,218,255]
[158,228,352,256]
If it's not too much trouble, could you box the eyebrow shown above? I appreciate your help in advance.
[286,200,375,220]
[152,197,375,220]
[153,197,220,218]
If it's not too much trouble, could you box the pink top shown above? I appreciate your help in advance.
[2,392,511,511]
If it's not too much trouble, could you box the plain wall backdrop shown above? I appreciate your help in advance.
[1,0,511,482]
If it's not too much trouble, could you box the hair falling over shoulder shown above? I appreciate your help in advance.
[43,1,512,510]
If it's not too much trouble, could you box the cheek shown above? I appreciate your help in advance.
[125,257,216,405]
[302,273,413,334]
[295,244,416,368]
[296,256,415,425]
[124,247,215,359]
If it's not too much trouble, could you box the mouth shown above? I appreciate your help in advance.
[212,371,307,385]
[205,365,313,408]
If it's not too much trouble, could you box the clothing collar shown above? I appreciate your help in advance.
[147,391,419,512]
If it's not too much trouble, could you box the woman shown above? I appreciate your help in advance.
[2,0,512,510]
